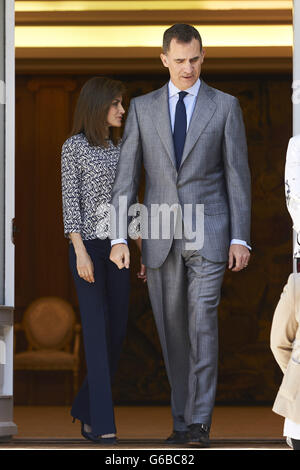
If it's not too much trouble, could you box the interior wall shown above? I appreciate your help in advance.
[14,70,292,405]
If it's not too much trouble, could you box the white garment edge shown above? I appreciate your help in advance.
[284,417,300,441]
[111,238,250,249]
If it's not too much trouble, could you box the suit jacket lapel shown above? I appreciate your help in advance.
[149,84,177,169]
[180,80,217,168]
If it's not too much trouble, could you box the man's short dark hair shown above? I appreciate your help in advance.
[162,24,202,54]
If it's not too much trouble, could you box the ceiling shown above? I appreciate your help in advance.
[14,0,293,74]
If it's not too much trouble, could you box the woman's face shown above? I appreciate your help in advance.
[106,96,125,127]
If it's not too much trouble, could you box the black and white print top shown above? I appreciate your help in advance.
[61,132,121,241]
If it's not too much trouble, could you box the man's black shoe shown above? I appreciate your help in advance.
[165,430,189,444]
[188,423,210,448]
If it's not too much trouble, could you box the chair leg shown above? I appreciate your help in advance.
[73,369,79,402]
[29,371,34,405]
[64,372,70,406]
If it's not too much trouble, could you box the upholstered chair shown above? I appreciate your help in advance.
[14,297,81,404]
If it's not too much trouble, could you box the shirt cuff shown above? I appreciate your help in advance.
[231,239,251,250]
[111,238,128,246]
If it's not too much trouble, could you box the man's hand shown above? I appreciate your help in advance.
[110,243,130,269]
[228,244,250,272]
[137,257,147,283]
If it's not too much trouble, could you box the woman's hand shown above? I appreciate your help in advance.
[137,257,147,283]
[69,233,95,283]
[76,250,95,283]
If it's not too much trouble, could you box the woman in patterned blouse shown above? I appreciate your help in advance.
[61,77,144,444]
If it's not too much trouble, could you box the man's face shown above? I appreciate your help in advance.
[160,37,205,90]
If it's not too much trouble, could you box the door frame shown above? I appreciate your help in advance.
[5,1,14,306]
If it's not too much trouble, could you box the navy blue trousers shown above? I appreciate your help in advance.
[69,238,130,435]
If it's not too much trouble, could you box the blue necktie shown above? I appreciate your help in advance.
[173,91,188,171]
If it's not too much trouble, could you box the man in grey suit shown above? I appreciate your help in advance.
[110,24,251,447]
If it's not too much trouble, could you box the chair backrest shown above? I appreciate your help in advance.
[22,297,76,350]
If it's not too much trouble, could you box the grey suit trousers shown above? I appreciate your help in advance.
[146,238,226,431]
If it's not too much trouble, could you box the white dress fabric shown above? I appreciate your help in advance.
[284,135,300,442]
[285,135,300,257]
[284,418,300,448]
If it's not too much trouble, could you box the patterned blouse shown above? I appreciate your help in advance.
[61,132,121,241]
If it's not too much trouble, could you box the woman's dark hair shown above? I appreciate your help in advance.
[70,76,126,147]
[163,23,202,54]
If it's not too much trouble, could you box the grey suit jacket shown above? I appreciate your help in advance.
[110,80,251,268]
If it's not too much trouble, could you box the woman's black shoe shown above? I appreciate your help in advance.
[80,421,117,444]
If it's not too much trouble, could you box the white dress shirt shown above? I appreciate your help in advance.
[111,79,251,250]
[168,78,201,132]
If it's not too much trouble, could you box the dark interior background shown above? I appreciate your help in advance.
[14,70,293,405]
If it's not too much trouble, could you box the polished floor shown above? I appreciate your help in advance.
[0,406,291,450]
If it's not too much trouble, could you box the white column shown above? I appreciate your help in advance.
[0,0,17,441]
[4,0,14,306]
[0,0,4,302]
